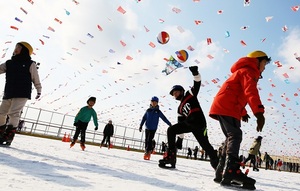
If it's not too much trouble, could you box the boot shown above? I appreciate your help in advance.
[143,151,151,160]
[221,155,256,186]
[1,125,17,145]
[253,167,259,172]
[158,148,176,168]
[0,125,6,138]
[209,150,219,170]
[70,139,77,148]
[214,155,226,183]
[80,142,86,151]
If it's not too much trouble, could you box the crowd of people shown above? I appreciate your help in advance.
[2,41,298,187]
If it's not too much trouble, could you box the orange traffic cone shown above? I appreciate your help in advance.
[62,132,67,142]
[66,134,71,142]
[127,145,130,151]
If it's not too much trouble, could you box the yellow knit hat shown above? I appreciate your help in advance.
[18,41,33,55]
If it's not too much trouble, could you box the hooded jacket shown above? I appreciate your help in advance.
[140,105,171,131]
[209,57,264,121]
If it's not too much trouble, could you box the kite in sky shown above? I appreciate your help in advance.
[162,56,183,75]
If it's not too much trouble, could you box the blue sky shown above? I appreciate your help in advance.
[0,0,299,157]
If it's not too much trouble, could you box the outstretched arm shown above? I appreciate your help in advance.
[189,66,201,97]
[159,111,172,126]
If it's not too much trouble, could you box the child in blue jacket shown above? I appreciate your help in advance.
[139,96,172,160]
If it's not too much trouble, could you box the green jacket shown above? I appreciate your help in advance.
[74,106,98,127]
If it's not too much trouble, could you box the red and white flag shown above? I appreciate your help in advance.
[217,10,223,14]
[126,55,133,60]
[195,20,203,25]
[274,61,282,67]
[265,16,273,22]
[282,25,288,32]
[172,7,181,14]
[244,0,250,6]
[240,40,247,46]
[291,6,299,12]
[149,42,156,48]
[117,6,126,14]
[120,40,126,47]
[207,38,212,45]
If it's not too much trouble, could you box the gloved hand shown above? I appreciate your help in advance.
[189,66,199,76]
[35,93,41,99]
[254,112,265,132]
[73,122,78,127]
[94,127,98,131]
[139,127,142,132]
[242,114,250,122]
[175,137,183,150]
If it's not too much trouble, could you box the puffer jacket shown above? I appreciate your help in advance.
[209,57,264,120]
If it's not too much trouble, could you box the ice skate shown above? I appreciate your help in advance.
[0,125,6,137]
[158,149,176,169]
[213,155,225,183]
[70,139,77,148]
[143,151,151,160]
[80,142,86,151]
[0,125,17,146]
[221,155,256,190]
[210,150,219,170]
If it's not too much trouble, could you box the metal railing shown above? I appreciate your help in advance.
[19,105,203,156]
[17,105,300,171]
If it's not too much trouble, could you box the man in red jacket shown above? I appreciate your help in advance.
[209,50,270,189]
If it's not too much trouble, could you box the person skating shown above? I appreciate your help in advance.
[100,120,114,148]
[243,136,263,171]
[159,66,218,169]
[210,50,270,190]
[193,146,199,160]
[139,96,172,160]
[70,97,98,151]
[187,147,192,159]
[0,42,42,146]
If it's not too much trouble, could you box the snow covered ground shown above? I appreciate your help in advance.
[0,134,299,191]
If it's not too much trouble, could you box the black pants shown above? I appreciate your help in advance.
[244,154,256,168]
[145,129,156,152]
[217,115,242,159]
[73,120,88,143]
[101,134,111,146]
[167,121,216,160]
